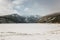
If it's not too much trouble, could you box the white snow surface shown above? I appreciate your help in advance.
[0,24,60,40]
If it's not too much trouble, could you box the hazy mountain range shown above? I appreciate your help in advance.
[0,12,60,23]
[0,14,40,23]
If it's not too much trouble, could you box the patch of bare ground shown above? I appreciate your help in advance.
[38,12,60,23]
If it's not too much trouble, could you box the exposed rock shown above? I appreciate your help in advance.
[38,12,60,23]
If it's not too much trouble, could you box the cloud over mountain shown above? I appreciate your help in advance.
[0,0,60,16]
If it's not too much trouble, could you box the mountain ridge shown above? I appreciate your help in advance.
[38,12,60,23]
[0,14,40,23]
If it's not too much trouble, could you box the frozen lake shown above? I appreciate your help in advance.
[0,24,60,40]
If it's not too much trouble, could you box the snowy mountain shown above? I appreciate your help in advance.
[0,14,40,23]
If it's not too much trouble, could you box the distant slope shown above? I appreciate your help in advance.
[0,14,26,23]
[0,14,40,23]
[38,12,60,23]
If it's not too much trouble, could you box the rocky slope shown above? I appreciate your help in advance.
[38,12,60,23]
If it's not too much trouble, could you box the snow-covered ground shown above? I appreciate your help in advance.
[0,24,60,40]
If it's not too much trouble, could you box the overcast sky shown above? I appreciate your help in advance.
[0,0,60,16]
